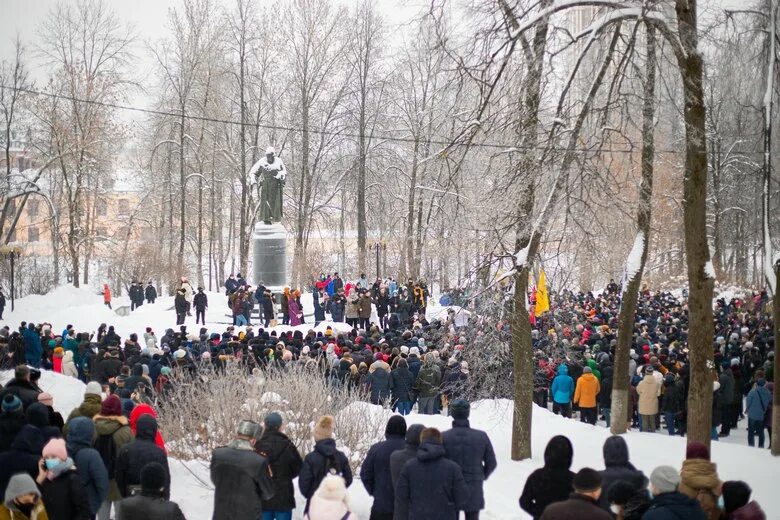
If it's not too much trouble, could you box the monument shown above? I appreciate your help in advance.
[250,147,288,289]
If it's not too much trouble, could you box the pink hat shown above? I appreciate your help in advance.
[37,393,54,406]
[42,438,68,460]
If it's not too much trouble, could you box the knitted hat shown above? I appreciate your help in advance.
[607,480,636,505]
[410,346,420,356]
[101,394,122,416]
[686,442,710,460]
[650,465,680,494]
[140,462,167,492]
[573,468,602,493]
[645,366,654,374]
[722,481,752,514]
[450,399,471,420]
[42,438,68,461]
[314,415,334,441]
[161,367,172,376]
[400,346,409,355]
[174,349,187,359]
[730,358,740,367]
[385,415,407,437]
[4,473,39,505]
[37,392,54,406]
[264,412,283,430]
[85,381,103,396]
[583,366,593,374]
[1,394,22,413]
[314,474,347,502]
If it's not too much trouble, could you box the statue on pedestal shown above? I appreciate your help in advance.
[250,146,286,225]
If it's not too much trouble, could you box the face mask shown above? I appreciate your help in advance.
[717,496,725,509]
[610,504,622,515]
[44,458,60,470]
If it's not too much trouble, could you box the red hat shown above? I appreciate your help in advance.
[642,344,651,352]
[101,394,122,417]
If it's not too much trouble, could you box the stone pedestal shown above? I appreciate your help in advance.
[252,223,288,290]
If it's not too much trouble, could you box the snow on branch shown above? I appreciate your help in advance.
[625,231,645,280]
[509,0,633,39]
[704,260,717,281]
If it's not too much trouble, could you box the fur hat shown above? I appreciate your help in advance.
[314,415,335,441]
[85,381,103,396]
[42,438,68,460]
[410,346,420,356]
[650,465,680,494]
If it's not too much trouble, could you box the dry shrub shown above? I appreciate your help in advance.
[157,362,390,473]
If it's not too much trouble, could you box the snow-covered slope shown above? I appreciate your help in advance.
[6,370,777,520]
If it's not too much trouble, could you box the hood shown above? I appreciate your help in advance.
[314,438,338,457]
[557,365,569,376]
[543,435,573,470]
[11,425,44,455]
[405,424,425,448]
[586,359,597,370]
[130,404,158,431]
[135,414,158,441]
[132,364,144,376]
[601,366,613,379]
[385,415,407,438]
[417,441,446,462]
[26,402,50,428]
[63,351,74,362]
[603,435,631,467]
[67,416,96,448]
[94,415,129,435]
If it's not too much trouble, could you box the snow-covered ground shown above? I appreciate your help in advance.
[2,286,778,519]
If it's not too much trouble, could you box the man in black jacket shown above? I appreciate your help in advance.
[361,415,407,520]
[194,288,208,325]
[539,468,611,520]
[442,400,497,520]
[254,413,303,520]
[174,289,187,325]
[389,423,425,492]
[519,435,575,519]
[115,415,170,499]
[211,420,272,520]
[1,365,41,410]
[115,462,185,519]
[299,415,352,511]
[145,282,157,304]
[597,435,647,511]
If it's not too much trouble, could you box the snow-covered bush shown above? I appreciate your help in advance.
[157,362,389,473]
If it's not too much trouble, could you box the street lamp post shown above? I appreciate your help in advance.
[373,242,381,280]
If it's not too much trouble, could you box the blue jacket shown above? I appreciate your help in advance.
[745,381,771,421]
[360,434,406,514]
[22,325,42,367]
[367,367,392,403]
[67,416,109,515]
[395,441,469,520]
[551,365,574,404]
[643,491,707,520]
[442,419,497,512]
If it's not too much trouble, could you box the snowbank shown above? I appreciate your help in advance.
[10,371,778,520]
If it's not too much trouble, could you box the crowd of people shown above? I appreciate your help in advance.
[0,271,775,518]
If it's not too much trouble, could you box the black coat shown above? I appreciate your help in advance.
[93,356,122,385]
[389,424,425,496]
[254,429,303,511]
[442,419,497,512]
[145,285,157,301]
[40,468,91,520]
[115,492,186,520]
[1,377,41,410]
[519,436,575,519]
[194,292,208,311]
[598,367,613,408]
[360,434,406,515]
[642,491,707,520]
[0,410,27,452]
[115,416,170,499]
[539,493,612,520]
[174,294,188,314]
[211,440,270,520]
[299,438,353,502]
[395,441,469,520]
[598,436,647,510]
[0,424,44,494]
[391,367,415,402]
[661,379,683,414]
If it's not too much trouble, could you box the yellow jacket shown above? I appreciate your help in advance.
[0,503,48,520]
[573,373,600,408]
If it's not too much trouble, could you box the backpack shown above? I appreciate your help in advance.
[95,433,118,479]
[253,452,276,501]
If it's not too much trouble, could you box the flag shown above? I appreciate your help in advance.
[535,269,550,317]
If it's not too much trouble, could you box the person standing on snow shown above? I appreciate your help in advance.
[174,290,188,326]
[573,366,600,425]
[180,277,194,316]
[253,413,303,520]
[519,436,575,519]
[145,282,157,304]
[550,364,574,418]
[194,288,208,326]
[361,416,407,520]
[102,284,112,310]
[636,366,661,432]
[442,400,497,520]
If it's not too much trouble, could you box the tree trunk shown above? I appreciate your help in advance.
[763,0,777,294]
[612,25,656,435]
[178,109,186,278]
[676,0,716,449]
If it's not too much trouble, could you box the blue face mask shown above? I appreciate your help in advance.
[717,495,725,509]
[44,459,60,470]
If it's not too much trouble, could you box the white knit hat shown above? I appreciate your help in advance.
[85,381,102,396]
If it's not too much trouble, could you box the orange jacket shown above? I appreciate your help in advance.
[103,285,111,303]
[574,372,600,408]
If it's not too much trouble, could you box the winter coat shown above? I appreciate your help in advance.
[598,367,613,408]
[115,415,170,499]
[395,441,469,520]
[361,433,406,515]
[442,368,469,401]
[719,369,735,405]
[254,429,303,511]
[307,495,357,520]
[66,417,109,515]
[551,365,574,405]
[442,419,497,512]
[728,501,767,520]
[93,415,135,501]
[22,325,42,366]
[210,439,270,520]
[345,296,360,320]
[299,439,353,503]
[129,405,166,454]
[415,363,441,398]
[93,355,122,385]
[194,291,208,311]
[329,295,346,322]
[519,436,575,520]
[181,282,194,304]
[389,425,424,494]
[391,367,415,402]
[358,294,372,319]
[39,468,91,520]
[145,285,157,301]
[539,493,612,520]
[643,492,708,520]
[0,502,48,520]
[61,351,78,378]
[289,299,303,326]
[678,458,722,520]
[2,378,40,410]
[0,425,44,494]
[0,410,26,452]
[573,373,600,409]
[313,291,326,322]
[745,381,771,421]
[598,436,647,510]
[114,492,186,520]
[661,377,683,414]
[367,366,392,403]
[636,374,661,415]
